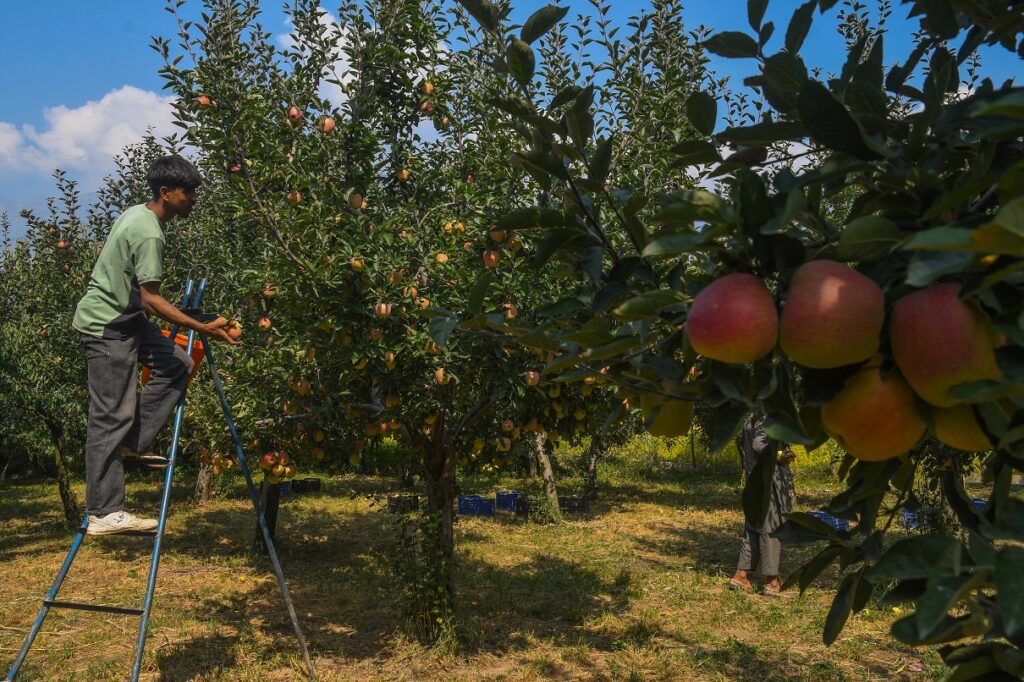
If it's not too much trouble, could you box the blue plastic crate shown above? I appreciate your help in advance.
[496,491,524,512]
[970,497,986,511]
[457,495,495,517]
[901,507,925,528]
[278,480,292,497]
[806,510,850,532]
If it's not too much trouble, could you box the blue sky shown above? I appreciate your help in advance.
[1,1,1018,239]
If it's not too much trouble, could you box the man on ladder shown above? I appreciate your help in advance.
[72,154,240,535]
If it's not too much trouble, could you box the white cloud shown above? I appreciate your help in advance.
[0,85,176,186]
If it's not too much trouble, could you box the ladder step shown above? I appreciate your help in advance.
[76,528,158,538]
[43,600,144,617]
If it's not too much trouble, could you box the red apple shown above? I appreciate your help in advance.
[890,283,1002,406]
[779,260,884,369]
[821,358,926,461]
[686,273,778,364]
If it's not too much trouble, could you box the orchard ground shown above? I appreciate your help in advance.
[1,440,997,682]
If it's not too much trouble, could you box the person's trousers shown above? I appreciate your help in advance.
[80,320,195,516]
[736,529,781,576]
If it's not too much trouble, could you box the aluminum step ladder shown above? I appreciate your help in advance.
[6,272,315,681]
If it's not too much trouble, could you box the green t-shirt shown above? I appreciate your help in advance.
[73,204,165,339]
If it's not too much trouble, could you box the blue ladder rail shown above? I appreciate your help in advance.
[6,275,316,681]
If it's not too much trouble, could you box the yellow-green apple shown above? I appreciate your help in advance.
[933,404,992,452]
[686,273,778,364]
[641,396,695,437]
[890,283,1002,406]
[779,260,884,368]
[822,359,925,461]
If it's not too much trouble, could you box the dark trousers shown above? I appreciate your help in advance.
[736,529,782,576]
[79,320,194,515]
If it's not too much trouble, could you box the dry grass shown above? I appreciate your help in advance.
[1,466,943,681]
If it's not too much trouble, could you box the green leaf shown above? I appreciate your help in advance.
[867,535,963,581]
[705,31,760,59]
[996,545,1024,638]
[709,404,749,453]
[823,571,857,645]
[506,39,536,89]
[716,120,806,146]
[764,411,814,445]
[906,251,973,287]
[793,545,843,593]
[686,91,717,136]
[670,140,722,167]
[467,271,492,315]
[564,107,594,148]
[581,336,643,361]
[747,0,768,30]
[651,191,728,225]
[549,85,582,109]
[798,80,883,160]
[762,51,808,115]
[785,1,816,53]
[497,207,575,230]
[613,289,688,321]
[891,612,987,646]
[520,5,568,44]
[428,315,458,348]
[836,215,904,261]
[914,573,985,641]
[456,0,500,32]
[642,232,710,257]
[588,136,613,185]
[491,96,562,135]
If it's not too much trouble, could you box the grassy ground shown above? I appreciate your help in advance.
[1,461,946,681]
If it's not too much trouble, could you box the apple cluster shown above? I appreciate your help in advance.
[686,261,1004,461]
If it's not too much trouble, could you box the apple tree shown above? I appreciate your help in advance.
[458,0,1024,675]
[152,0,646,640]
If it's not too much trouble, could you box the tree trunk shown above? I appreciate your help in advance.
[193,461,213,505]
[420,437,456,642]
[39,411,80,528]
[253,476,281,554]
[585,435,602,501]
[536,432,560,517]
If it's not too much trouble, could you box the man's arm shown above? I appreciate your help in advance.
[140,281,240,345]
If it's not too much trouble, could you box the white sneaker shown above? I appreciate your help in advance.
[86,511,158,536]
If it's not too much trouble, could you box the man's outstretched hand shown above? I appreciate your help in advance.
[203,316,242,346]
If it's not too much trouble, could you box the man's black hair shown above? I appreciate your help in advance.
[147,155,203,200]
